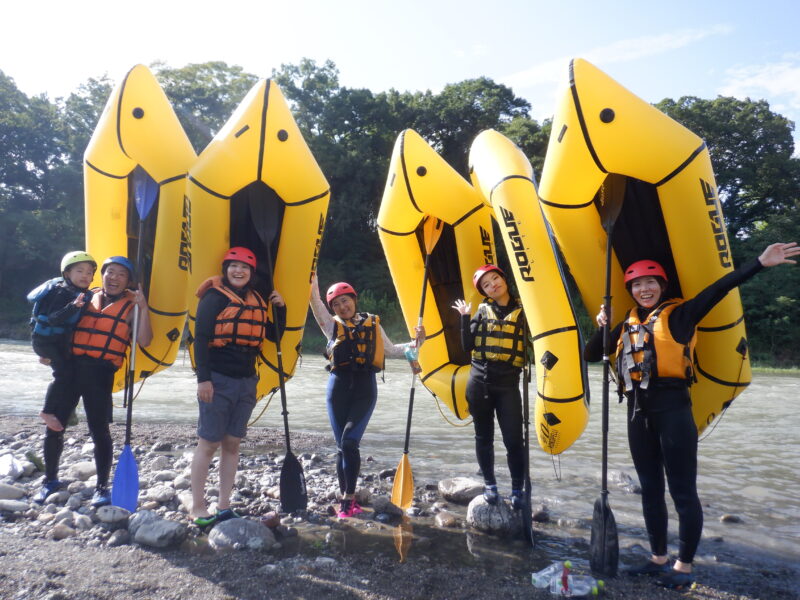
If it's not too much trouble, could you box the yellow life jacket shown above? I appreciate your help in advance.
[472,299,526,368]
[327,313,384,372]
[72,289,134,368]
[196,276,268,349]
[615,300,696,392]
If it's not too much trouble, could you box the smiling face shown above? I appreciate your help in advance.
[225,260,252,290]
[329,294,357,320]
[65,262,96,290]
[630,276,665,309]
[479,271,510,305]
[102,264,131,296]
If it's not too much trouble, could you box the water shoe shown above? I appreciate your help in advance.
[351,501,364,515]
[510,489,525,510]
[216,508,241,523]
[338,498,355,518]
[483,485,499,505]
[655,570,694,591]
[192,514,218,528]
[91,486,112,508]
[625,559,671,576]
[33,480,62,504]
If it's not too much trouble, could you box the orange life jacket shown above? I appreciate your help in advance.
[71,288,134,368]
[615,300,696,392]
[196,276,268,349]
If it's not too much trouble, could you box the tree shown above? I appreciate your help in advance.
[0,70,79,301]
[656,96,800,239]
[155,61,259,153]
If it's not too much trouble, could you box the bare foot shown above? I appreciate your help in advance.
[39,357,52,366]
[39,412,64,432]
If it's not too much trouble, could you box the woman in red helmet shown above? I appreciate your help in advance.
[585,242,798,589]
[452,264,529,510]
[310,274,423,518]
[189,247,285,527]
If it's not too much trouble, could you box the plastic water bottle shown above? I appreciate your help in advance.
[531,561,562,588]
[404,344,422,374]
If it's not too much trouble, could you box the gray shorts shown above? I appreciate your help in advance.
[197,371,258,442]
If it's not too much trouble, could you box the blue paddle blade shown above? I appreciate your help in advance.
[132,166,158,221]
[111,444,139,512]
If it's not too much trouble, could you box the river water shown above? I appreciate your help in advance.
[1,339,798,562]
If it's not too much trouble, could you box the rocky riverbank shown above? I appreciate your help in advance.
[0,415,797,599]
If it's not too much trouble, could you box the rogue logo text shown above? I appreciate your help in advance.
[500,206,534,281]
[700,179,732,268]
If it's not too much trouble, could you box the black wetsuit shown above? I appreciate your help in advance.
[460,300,526,491]
[584,258,763,563]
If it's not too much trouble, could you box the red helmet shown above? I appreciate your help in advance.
[223,247,256,270]
[624,260,667,284]
[472,264,505,294]
[326,282,357,306]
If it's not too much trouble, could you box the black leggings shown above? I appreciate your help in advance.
[627,398,703,564]
[45,359,116,487]
[466,373,525,490]
[326,370,378,495]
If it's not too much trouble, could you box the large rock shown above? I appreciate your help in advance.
[130,511,187,548]
[50,523,76,540]
[0,499,29,513]
[0,454,23,479]
[208,518,277,551]
[438,477,484,504]
[0,482,25,500]
[372,496,403,517]
[466,495,520,536]
[147,485,176,503]
[66,461,97,481]
[152,470,178,483]
[96,505,131,525]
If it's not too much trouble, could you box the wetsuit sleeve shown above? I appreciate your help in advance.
[41,287,84,326]
[461,312,480,353]
[583,321,623,362]
[265,302,287,343]
[668,257,764,344]
[194,291,228,383]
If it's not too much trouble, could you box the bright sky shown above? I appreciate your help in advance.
[4,0,800,150]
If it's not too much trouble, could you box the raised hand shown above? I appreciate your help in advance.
[759,242,800,267]
[452,299,471,316]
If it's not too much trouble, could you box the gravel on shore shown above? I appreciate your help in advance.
[0,415,797,600]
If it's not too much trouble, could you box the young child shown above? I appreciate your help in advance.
[27,251,96,433]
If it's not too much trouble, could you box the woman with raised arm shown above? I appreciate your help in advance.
[310,274,423,518]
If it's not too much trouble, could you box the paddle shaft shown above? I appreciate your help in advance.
[264,246,292,454]
[124,303,140,446]
[600,222,614,503]
[401,254,431,455]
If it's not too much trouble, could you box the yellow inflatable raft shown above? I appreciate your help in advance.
[538,59,750,432]
[186,79,329,399]
[378,129,496,419]
[84,64,197,391]
[469,129,589,454]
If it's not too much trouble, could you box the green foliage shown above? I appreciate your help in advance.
[656,96,800,239]
[0,60,797,367]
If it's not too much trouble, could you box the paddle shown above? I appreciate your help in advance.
[589,177,624,577]
[112,304,139,511]
[112,166,157,511]
[520,318,535,547]
[248,191,308,512]
[391,216,443,510]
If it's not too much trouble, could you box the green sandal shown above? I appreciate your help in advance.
[192,514,218,528]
